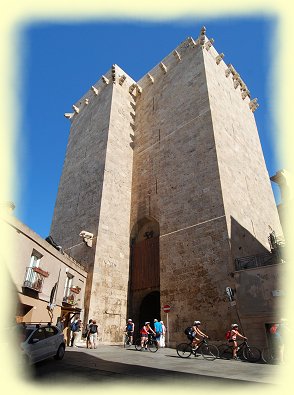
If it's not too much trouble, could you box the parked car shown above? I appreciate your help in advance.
[17,323,66,364]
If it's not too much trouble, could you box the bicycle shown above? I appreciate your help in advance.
[135,334,158,352]
[218,340,261,363]
[123,332,134,348]
[176,338,219,361]
[262,346,282,364]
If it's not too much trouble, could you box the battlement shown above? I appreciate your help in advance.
[64,64,136,121]
[137,26,258,113]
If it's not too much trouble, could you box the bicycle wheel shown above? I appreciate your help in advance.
[124,335,130,348]
[243,346,261,362]
[176,343,192,358]
[135,338,142,351]
[148,340,159,353]
[218,345,233,360]
[201,344,219,361]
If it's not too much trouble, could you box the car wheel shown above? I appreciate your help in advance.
[54,344,65,360]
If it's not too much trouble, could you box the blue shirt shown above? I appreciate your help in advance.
[154,321,162,333]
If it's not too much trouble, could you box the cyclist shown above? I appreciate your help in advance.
[140,322,156,350]
[229,323,247,360]
[125,319,135,345]
[191,320,208,349]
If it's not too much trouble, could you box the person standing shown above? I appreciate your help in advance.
[153,319,163,347]
[83,319,93,348]
[159,320,166,348]
[125,319,135,345]
[70,318,82,347]
[56,316,66,332]
[89,320,98,349]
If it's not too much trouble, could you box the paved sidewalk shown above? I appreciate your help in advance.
[28,343,282,386]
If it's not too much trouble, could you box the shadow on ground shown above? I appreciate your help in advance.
[23,350,268,386]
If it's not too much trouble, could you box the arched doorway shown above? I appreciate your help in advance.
[128,217,160,331]
[139,291,160,328]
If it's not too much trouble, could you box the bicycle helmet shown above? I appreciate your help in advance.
[145,321,150,325]
[127,319,132,322]
[194,320,201,325]
[231,323,238,328]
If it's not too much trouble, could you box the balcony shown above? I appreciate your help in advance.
[235,252,277,271]
[62,287,80,306]
[23,267,48,292]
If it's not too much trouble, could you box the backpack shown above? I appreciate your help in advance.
[184,326,193,336]
[71,322,78,332]
[225,330,231,340]
[90,324,98,334]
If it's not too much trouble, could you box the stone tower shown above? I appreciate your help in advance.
[51,28,282,345]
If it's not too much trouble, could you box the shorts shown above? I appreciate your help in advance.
[141,334,148,338]
[127,331,133,336]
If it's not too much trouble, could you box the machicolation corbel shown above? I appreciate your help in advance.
[205,38,214,51]
[173,50,181,61]
[160,62,167,74]
[147,73,154,84]
[215,53,224,65]
[91,86,98,95]
[64,113,74,119]
[119,75,127,86]
[101,75,109,85]
[72,105,79,114]
[249,98,259,112]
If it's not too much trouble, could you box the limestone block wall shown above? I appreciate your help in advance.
[51,66,136,343]
[87,65,135,343]
[202,42,283,264]
[50,70,115,269]
[131,38,235,345]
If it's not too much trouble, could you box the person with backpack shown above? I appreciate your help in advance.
[184,320,208,350]
[192,320,208,349]
[83,319,93,348]
[125,319,135,345]
[70,318,82,347]
[227,323,247,360]
[89,320,98,349]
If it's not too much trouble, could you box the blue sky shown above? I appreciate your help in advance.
[16,16,282,238]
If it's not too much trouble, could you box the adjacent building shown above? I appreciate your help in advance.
[1,209,87,344]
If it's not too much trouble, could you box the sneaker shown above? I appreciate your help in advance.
[233,356,240,361]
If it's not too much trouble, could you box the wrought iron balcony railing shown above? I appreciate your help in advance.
[235,251,277,271]
[23,267,46,292]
